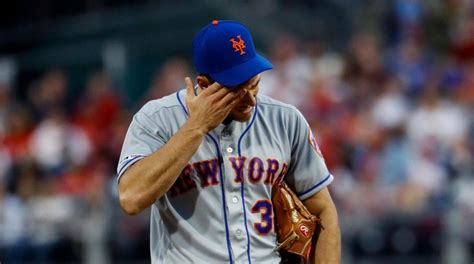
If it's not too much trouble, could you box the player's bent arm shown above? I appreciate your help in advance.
[118,119,206,215]
[119,78,245,215]
[303,187,341,264]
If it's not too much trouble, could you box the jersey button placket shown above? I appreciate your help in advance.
[220,132,247,260]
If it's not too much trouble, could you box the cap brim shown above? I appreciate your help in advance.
[210,54,273,87]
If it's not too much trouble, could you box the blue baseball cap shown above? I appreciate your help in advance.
[192,20,273,87]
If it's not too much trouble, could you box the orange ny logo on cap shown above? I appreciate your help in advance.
[230,35,246,55]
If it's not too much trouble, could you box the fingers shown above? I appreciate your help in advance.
[218,89,247,109]
[209,86,232,101]
[200,81,222,96]
[193,80,227,101]
[189,76,247,113]
[223,89,246,105]
[200,82,235,102]
[185,77,194,98]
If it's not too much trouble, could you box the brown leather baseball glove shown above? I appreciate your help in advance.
[272,181,323,263]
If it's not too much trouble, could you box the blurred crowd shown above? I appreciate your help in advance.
[259,0,474,260]
[0,69,135,263]
[260,1,474,260]
[1,0,474,263]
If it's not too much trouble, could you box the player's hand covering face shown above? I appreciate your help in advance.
[193,74,261,123]
[184,77,246,133]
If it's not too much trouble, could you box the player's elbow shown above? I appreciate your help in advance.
[118,170,148,215]
[118,181,145,215]
[117,167,166,215]
[119,192,143,215]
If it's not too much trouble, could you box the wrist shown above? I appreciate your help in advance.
[184,118,208,136]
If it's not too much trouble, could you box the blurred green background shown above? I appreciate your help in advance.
[0,0,473,263]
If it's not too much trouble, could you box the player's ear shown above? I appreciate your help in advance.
[197,74,213,89]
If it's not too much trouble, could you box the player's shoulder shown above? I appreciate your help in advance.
[137,91,183,117]
[258,94,302,116]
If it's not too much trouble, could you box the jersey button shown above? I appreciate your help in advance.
[236,229,242,236]
[232,196,239,203]
[226,147,233,153]
[222,131,231,137]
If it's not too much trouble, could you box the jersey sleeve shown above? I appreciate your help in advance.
[284,108,333,200]
[116,109,167,182]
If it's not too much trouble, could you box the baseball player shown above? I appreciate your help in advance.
[117,20,341,263]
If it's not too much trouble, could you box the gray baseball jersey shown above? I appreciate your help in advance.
[117,89,333,264]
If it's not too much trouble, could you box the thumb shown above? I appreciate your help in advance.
[185,77,195,99]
